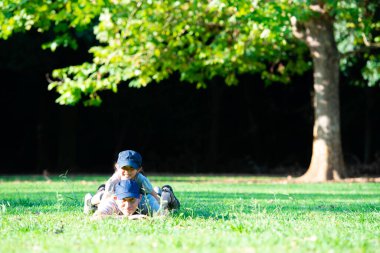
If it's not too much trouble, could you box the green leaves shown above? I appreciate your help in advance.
[363,56,380,87]
[1,0,378,105]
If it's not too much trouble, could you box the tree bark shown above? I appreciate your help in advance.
[298,15,346,181]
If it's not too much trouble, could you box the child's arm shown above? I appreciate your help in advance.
[91,211,109,220]
[128,214,149,220]
[137,173,161,203]
[104,172,121,199]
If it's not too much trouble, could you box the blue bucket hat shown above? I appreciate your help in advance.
[117,150,142,169]
[115,180,140,199]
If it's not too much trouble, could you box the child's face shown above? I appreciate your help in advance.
[119,166,139,179]
[116,197,140,216]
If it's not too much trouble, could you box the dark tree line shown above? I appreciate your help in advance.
[1,32,380,175]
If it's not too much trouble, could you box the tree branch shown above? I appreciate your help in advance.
[340,45,380,59]
[45,73,54,83]
[309,4,326,14]
[290,16,306,41]
[341,33,380,58]
[127,1,142,23]
[362,33,380,48]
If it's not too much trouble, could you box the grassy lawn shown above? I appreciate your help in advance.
[0,175,379,253]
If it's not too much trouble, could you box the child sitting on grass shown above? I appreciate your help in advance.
[84,150,180,215]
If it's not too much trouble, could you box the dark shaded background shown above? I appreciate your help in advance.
[1,32,380,176]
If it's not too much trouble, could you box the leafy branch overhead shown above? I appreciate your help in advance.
[1,0,379,106]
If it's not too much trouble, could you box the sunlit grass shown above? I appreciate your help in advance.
[0,175,379,253]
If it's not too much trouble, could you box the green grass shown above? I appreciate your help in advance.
[0,175,379,253]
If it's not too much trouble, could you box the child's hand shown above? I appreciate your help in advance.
[127,214,149,220]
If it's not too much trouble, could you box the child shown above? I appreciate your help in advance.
[92,179,151,220]
[84,150,180,214]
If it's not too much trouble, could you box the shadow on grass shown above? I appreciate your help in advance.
[186,191,380,202]
[178,191,380,218]
[0,175,108,182]
[2,191,379,218]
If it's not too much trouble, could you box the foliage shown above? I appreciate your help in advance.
[1,0,308,105]
[334,0,380,87]
[0,175,379,252]
[0,1,379,105]
[0,0,103,48]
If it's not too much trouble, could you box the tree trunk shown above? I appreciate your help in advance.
[298,15,346,182]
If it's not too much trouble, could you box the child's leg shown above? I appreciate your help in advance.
[84,193,94,214]
[90,184,106,206]
[154,186,162,196]
[140,194,160,215]
[147,193,160,212]
[84,184,105,214]
[161,185,180,210]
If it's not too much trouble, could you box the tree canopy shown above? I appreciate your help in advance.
[1,1,378,105]
[2,1,300,105]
